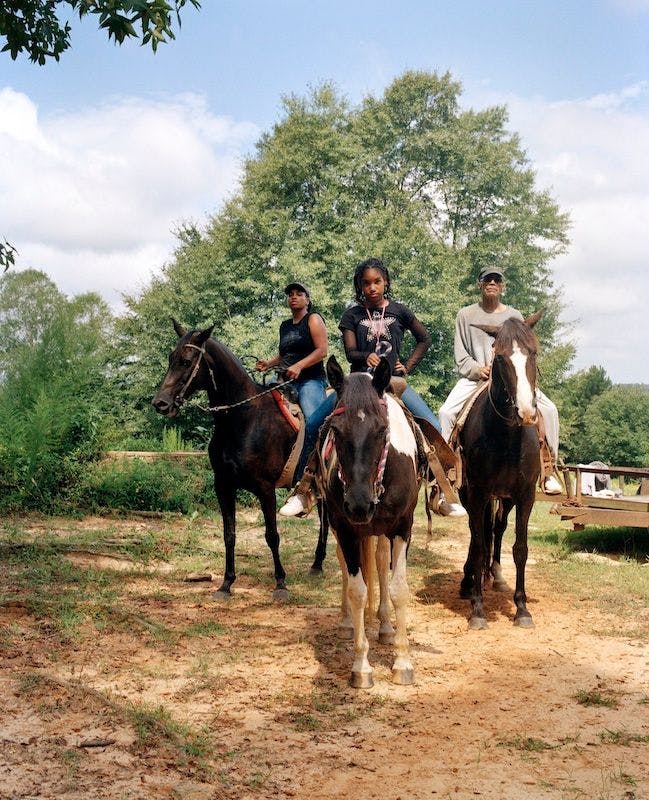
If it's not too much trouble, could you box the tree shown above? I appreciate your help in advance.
[556,365,613,461]
[121,72,571,422]
[576,386,649,468]
[0,0,201,64]
[0,269,116,509]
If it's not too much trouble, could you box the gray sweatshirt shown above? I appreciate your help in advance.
[454,303,523,380]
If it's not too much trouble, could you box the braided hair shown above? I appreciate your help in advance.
[353,257,391,303]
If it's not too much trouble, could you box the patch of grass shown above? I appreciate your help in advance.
[575,689,620,709]
[183,620,226,638]
[126,701,213,764]
[287,711,321,732]
[599,728,649,746]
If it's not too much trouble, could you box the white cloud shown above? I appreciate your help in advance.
[466,83,649,384]
[0,88,258,304]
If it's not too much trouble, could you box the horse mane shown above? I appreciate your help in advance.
[493,318,538,357]
[341,374,385,417]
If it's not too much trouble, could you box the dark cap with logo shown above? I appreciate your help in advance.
[284,281,310,296]
[478,267,505,282]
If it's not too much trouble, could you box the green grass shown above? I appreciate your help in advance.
[575,689,620,709]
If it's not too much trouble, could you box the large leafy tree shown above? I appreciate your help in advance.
[0,0,200,63]
[122,71,571,432]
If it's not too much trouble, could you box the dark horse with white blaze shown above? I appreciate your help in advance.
[459,311,543,630]
[152,320,326,600]
[323,356,421,688]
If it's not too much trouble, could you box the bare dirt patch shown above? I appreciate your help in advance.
[1,513,648,799]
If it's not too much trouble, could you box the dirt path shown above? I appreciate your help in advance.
[1,516,648,800]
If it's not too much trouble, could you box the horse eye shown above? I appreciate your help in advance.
[180,359,192,368]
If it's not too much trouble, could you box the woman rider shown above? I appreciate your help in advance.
[279,257,448,517]
[256,281,328,480]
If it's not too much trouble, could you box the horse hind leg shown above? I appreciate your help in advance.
[389,536,414,685]
[375,536,394,645]
[491,499,513,592]
[310,500,329,575]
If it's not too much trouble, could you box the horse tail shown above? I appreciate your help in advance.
[360,536,375,617]
[482,500,498,584]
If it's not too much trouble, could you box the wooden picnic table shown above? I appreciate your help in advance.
[541,463,649,530]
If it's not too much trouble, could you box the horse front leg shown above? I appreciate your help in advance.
[375,535,394,645]
[512,495,535,628]
[389,535,414,685]
[347,564,373,689]
[259,485,289,601]
[213,480,237,600]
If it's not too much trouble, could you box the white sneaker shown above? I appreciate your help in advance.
[438,500,468,517]
[543,475,562,495]
[279,494,306,516]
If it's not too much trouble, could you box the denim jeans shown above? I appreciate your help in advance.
[295,378,327,420]
[401,385,441,432]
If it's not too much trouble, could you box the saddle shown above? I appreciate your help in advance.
[270,388,305,489]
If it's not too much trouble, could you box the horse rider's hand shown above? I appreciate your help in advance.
[366,353,381,369]
[395,360,407,376]
[255,359,269,372]
[479,364,491,380]
[285,364,302,380]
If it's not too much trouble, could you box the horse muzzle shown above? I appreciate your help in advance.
[343,490,376,524]
[151,394,179,417]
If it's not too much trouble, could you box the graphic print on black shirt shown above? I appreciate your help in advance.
[339,301,416,374]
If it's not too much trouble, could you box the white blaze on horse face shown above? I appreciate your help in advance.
[510,341,536,422]
[385,395,417,467]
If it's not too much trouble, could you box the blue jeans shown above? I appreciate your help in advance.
[295,378,327,420]
[401,385,441,431]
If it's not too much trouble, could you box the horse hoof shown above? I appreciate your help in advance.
[338,626,354,640]
[350,671,374,689]
[392,667,414,686]
[309,566,323,577]
[493,581,509,593]
[272,588,289,602]
[378,631,395,645]
[514,614,534,628]
[213,589,233,602]
[468,616,488,630]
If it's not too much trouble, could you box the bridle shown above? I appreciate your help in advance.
[328,398,391,505]
[174,343,294,413]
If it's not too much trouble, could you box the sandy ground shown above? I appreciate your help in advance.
[1,514,648,800]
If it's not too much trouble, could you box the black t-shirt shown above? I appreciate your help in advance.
[338,301,418,374]
[278,312,326,382]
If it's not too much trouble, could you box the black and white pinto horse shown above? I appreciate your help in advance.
[459,312,543,630]
[152,320,306,601]
[322,356,421,688]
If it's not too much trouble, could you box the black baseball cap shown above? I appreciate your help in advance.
[284,281,310,296]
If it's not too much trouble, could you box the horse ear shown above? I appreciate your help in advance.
[471,323,501,338]
[195,324,215,345]
[171,317,187,337]
[371,357,392,396]
[524,309,544,328]
[326,356,345,395]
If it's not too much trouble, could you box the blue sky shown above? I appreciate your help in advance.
[1,0,648,382]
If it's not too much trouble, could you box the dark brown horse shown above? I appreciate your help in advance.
[459,312,543,629]
[152,320,326,600]
[322,356,421,688]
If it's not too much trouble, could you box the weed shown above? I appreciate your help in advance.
[575,689,620,709]
[497,734,558,752]
[599,728,649,746]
